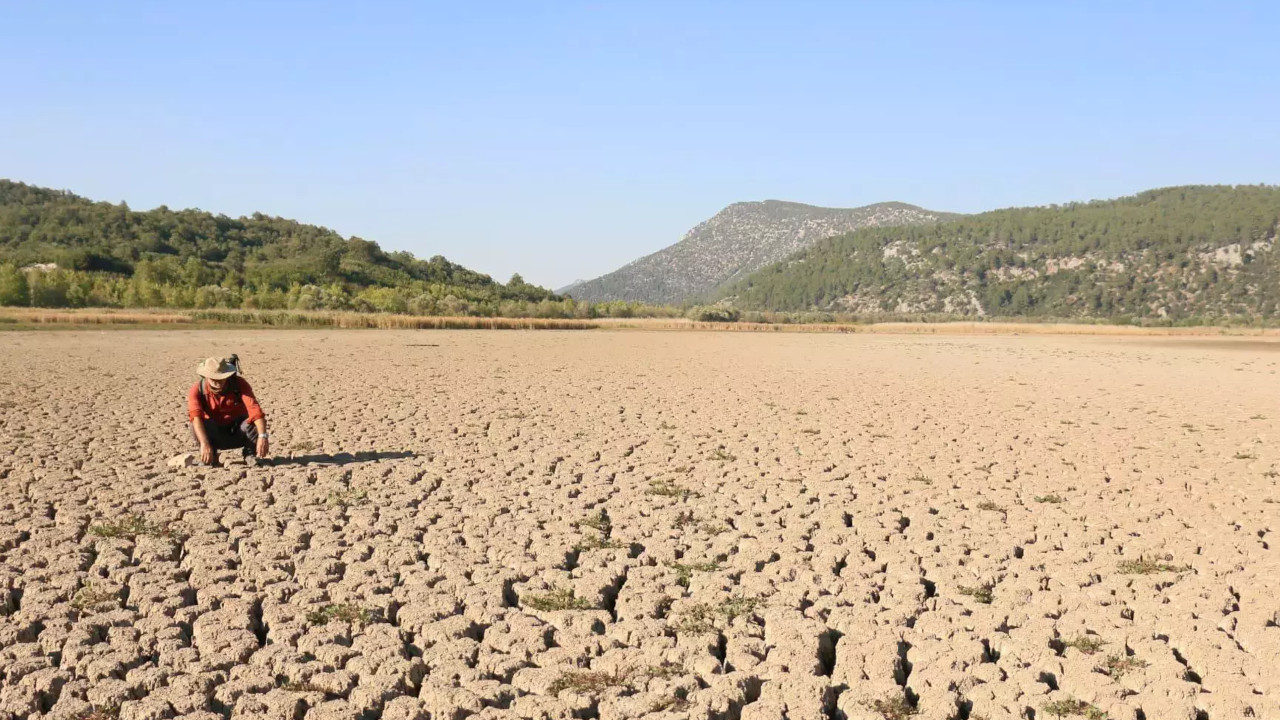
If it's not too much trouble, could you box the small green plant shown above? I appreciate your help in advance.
[958,584,994,604]
[711,448,736,462]
[667,561,722,587]
[644,661,686,679]
[326,488,369,508]
[70,582,118,611]
[1116,557,1192,575]
[867,695,918,719]
[671,595,759,634]
[647,478,698,500]
[698,522,725,535]
[498,411,528,420]
[1041,698,1107,719]
[1099,653,1148,679]
[579,510,612,535]
[1250,414,1266,420]
[1061,635,1106,655]
[290,440,317,452]
[795,409,808,416]
[281,680,329,693]
[649,695,691,712]
[548,669,633,694]
[801,428,820,434]
[306,603,376,627]
[88,514,187,542]
[74,708,120,720]
[575,534,624,551]
[658,421,677,430]
[976,500,1006,513]
[1234,451,1257,460]
[1034,494,1065,504]
[718,595,760,621]
[523,585,594,611]
[907,475,932,485]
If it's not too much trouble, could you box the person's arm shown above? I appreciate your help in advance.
[253,416,269,457]
[192,418,215,464]
[239,380,270,457]
[188,383,214,463]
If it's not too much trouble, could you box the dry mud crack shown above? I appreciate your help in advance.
[1,330,1278,720]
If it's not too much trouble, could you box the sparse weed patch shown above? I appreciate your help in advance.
[711,448,736,462]
[326,488,369,508]
[658,421,677,430]
[1099,653,1148,679]
[647,478,698,500]
[88,514,187,542]
[281,680,330,693]
[1034,494,1065,504]
[1116,557,1192,575]
[1041,698,1108,719]
[795,409,808,416]
[578,510,612,535]
[1061,635,1106,655]
[71,582,118,611]
[306,603,376,627]
[672,510,695,529]
[523,585,595,611]
[575,534,624,551]
[548,669,632,695]
[671,595,760,634]
[958,584,995,604]
[290,440,317,452]
[667,561,722,587]
[1250,414,1266,420]
[1234,451,1257,460]
[867,695,918,719]
[74,708,120,720]
[976,500,1006,513]
[908,475,932,485]
[649,695,692,713]
[801,428,820,434]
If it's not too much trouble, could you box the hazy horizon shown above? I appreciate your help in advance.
[3,1,1278,289]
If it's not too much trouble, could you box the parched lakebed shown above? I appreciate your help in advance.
[1,329,1278,720]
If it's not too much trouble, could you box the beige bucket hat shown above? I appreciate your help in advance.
[196,356,239,380]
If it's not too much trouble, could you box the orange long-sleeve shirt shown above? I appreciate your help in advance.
[187,379,266,425]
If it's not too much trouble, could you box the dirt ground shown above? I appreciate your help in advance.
[1,329,1277,720]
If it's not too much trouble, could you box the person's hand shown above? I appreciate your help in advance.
[256,435,269,458]
[199,443,213,465]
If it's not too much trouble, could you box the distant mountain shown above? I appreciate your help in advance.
[564,200,958,305]
[720,185,1280,322]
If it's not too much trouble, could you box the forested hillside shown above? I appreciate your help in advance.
[0,180,576,316]
[721,186,1280,323]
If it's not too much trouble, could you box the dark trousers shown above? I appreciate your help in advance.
[193,416,259,456]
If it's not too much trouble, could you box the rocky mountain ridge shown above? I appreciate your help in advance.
[565,200,957,304]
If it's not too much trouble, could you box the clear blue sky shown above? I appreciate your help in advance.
[2,1,1277,289]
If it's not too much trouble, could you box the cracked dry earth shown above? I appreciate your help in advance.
[1,330,1279,720]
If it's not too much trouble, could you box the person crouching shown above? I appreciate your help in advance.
[188,355,270,466]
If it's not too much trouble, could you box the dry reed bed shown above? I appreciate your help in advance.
[3,306,1280,338]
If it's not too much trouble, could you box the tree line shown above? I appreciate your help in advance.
[0,180,674,319]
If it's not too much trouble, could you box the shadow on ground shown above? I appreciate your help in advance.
[263,450,417,466]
